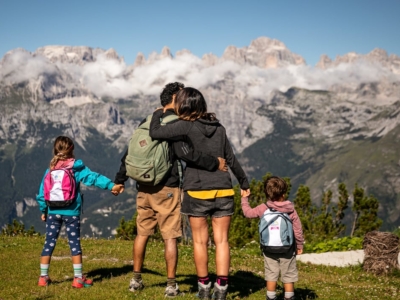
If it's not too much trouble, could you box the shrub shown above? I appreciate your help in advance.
[1,219,39,237]
[115,213,162,241]
[115,214,138,240]
[304,236,363,253]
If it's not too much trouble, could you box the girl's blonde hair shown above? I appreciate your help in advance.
[50,136,75,170]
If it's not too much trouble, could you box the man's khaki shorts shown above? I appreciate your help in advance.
[264,253,298,283]
[136,185,182,239]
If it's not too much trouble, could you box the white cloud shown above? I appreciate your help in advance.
[0,49,58,84]
[1,49,399,101]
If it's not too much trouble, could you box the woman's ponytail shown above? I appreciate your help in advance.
[49,136,75,170]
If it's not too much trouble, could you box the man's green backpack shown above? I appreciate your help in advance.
[125,114,178,185]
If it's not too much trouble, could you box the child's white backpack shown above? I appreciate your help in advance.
[259,208,294,254]
[43,160,77,207]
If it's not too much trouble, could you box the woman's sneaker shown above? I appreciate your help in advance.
[129,278,144,292]
[165,283,181,298]
[212,282,228,299]
[38,275,51,287]
[72,276,93,288]
[196,281,211,299]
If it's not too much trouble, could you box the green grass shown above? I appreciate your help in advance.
[1,236,399,299]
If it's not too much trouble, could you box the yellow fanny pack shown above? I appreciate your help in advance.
[187,189,235,200]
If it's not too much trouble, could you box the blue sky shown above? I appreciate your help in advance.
[1,0,399,66]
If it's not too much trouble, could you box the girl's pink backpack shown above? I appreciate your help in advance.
[43,160,76,207]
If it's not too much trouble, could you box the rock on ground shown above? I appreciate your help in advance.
[297,250,400,267]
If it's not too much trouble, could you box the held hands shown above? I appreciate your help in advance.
[241,189,251,197]
[111,184,125,196]
[217,157,228,172]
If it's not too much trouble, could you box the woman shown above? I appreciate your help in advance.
[149,87,250,300]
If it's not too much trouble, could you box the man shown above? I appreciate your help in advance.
[114,82,227,298]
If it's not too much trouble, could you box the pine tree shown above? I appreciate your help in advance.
[333,182,349,236]
[350,184,382,237]
[321,190,332,215]
[314,190,336,240]
[302,184,348,242]
[294,184,318,243]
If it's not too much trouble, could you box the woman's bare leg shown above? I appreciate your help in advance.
[212,216,231,276]
[189,216,209,277]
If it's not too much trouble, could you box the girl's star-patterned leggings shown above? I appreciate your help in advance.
[41,214,82,256]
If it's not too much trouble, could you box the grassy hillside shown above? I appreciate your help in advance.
[304,124,400,230]
[0,236,399,299]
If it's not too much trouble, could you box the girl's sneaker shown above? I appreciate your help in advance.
[72,276,93,288]
[38,275,51,286]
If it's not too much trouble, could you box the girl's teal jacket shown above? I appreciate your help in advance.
[36,159,115,216]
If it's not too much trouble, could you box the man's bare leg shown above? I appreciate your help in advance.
[133,235,149,272]
[164,238,178,278]
[129,234,149,292]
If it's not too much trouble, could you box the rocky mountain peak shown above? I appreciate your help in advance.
[0,48,30,65]
[134,52,146,67]
[316,54,333,69]
[316,48,400,74]
[146,47,173,63]
[34,46,97,65]
[220,36,305,68]
[202,53,218,66]
[104,48,121,61]
[367,48,388,59]
[161,46,172,59]
[176,49,192,57]
[221,45,246,64]
[333,52,360,64]
[249,36,286,52]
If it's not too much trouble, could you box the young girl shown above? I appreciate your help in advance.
[149,87,250,300]
[36,136,122,288]
[241,176,304,300]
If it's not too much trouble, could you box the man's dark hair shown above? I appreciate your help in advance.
[160,82,184,107]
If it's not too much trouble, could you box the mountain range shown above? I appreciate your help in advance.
[1,36,399,237]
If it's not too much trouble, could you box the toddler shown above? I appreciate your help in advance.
[241,176,304,300]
